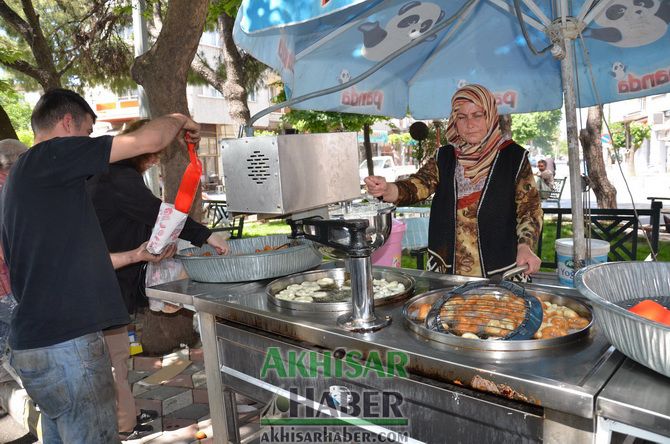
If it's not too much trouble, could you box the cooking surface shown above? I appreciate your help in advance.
[147,264,624,418]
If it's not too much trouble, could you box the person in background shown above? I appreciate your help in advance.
[535,159,555,196]
[1,88,200,443]
[89,119,229,441]
[543,157,556,177]
[365,84,542,279]
[0,139,27,385]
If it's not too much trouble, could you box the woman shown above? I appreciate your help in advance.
[90,119,229,440]
[365,84,542,278]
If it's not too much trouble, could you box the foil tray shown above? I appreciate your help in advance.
[176,234,322,283]
[266,268,415,312]
[576,261,670,378]
[403,288,593,351]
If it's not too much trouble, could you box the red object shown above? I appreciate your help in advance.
[174,136,202,213]
[628,300,670,326]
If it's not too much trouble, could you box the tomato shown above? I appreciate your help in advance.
[628,300,670,326]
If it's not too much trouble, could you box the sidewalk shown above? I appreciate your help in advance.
[0,346,263,444]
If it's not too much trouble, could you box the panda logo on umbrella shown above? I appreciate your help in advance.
[358,1,445,62]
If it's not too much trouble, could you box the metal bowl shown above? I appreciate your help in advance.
[575,261,670,378]
[267,267,414,312]
[403,288,593,351]
[176,234,322,283]
[329,201,395,250]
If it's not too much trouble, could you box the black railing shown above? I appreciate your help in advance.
[538,201,662,268]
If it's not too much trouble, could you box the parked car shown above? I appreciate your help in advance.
[359,156,417,184]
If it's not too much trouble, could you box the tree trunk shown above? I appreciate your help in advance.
[579,106,617,208]
[0,105,18,140]
[219,13,250,126]
[135,308,197,356]
[130,0,208,355]
[499,114,512,140]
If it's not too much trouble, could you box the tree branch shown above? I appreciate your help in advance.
[191,55,224,90]
[0,1,32,43]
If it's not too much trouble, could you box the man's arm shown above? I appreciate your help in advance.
[109,113,200,163]
[110,242,177,270]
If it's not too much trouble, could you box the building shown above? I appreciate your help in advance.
[604,94,670,173]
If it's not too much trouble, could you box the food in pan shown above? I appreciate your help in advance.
[274,277,406,303]
[410,294,590,340]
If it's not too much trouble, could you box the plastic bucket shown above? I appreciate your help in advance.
[372,219,406,268]
[555,238,610,287]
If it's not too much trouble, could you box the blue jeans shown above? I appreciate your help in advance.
[10,331,120,443]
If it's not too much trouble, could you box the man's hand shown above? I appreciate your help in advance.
[111,113,201,163]
[180,115,201,145]
[206,233,230,255]
[516,243,541,275]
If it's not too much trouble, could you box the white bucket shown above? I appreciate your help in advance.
[555,238,610,287]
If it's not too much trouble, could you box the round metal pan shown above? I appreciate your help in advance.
[267,268,415,312]
[402,287,593,351]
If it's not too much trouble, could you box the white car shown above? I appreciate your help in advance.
[359,156,417,184]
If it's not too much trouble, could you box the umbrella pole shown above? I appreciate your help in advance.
[559,35,587,269]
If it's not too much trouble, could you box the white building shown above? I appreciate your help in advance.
[604,94,670,173]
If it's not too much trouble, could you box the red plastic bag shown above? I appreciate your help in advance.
[174,136,202,213]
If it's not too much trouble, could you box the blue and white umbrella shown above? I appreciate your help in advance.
[233,0,670,263]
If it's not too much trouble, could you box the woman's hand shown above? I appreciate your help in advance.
[140,242,177,263]
[207,233,230,255]
[364,176,399,202]
[516,243,541,275]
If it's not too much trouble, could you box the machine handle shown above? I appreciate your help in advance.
[287,217,373,257]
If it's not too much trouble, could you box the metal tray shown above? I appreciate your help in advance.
[403,288,593,351]
[266,268,415,312]
[576,261,670,378]
[176,234,322,283]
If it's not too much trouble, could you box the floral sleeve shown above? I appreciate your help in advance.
[395,158,440,205]
[515,157,543,250]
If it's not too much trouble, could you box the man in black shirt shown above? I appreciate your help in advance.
[1,89,200,443]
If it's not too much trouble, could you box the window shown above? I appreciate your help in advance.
[118,88,138,101]
[200,85,223,99]
[198,136,219,185]
[248,88,257,102]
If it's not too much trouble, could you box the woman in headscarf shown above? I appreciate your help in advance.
[365,84,542,278]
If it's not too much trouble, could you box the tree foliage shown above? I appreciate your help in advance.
[273,86,387,133]
[609,121,651,152]
[0,0,134,91]
[0,86,32,145]
[511,109,562,152]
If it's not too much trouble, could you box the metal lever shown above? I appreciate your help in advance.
[502,264,530,281]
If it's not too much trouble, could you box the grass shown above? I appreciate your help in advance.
[241,220,291,238]
[241,218,670,270]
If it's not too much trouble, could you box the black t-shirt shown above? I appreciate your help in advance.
[1,136,130,350]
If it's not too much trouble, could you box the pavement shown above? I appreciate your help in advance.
[0,345,263,444]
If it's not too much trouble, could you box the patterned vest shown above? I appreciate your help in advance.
[428,143,527,277]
